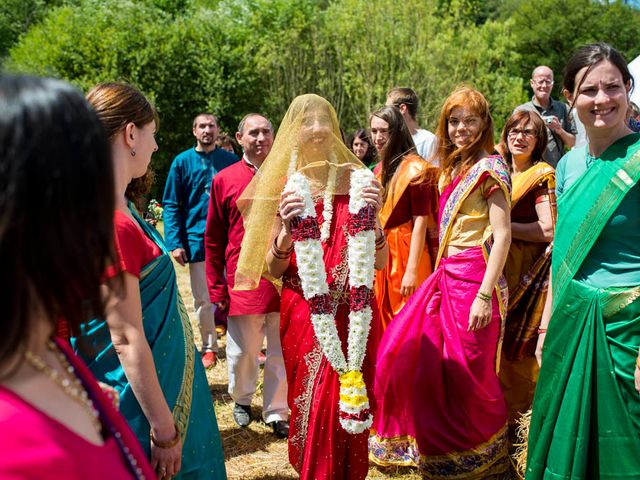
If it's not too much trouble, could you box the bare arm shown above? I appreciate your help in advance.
[549,117,576,148]
[400,215,427,297]
[511,199,554,242]
[535,272,553,366]
[468,189,511,331]
[267,224,294,279]
[103,274,181,477]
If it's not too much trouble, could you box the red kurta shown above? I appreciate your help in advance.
[205,159,280,315]
[281,195,381,480]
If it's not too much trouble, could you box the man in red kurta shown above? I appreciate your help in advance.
[204,113,288,437]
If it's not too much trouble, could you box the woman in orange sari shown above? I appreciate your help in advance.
[370,106,439,329]
[497,110,556,444]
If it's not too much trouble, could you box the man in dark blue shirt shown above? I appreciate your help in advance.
[163,113,238,368]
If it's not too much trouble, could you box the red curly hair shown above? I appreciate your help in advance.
[435,86,494,187]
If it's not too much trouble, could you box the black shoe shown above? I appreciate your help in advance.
[268,420,289,439]
[233,403,252,427]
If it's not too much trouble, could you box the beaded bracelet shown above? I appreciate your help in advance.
[476,290,492,302]
[538,327,548,334]
[150,424,180,449]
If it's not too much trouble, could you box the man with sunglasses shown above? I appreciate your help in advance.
[516,66,577,167]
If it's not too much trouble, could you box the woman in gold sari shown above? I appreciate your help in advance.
[369,106,439,329]
[497,110,556,442]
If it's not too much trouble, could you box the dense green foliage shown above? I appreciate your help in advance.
[3,0,640,196]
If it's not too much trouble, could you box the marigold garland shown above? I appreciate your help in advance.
[285,167,376,434]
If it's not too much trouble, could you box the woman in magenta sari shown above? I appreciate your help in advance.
[369,87,512,478]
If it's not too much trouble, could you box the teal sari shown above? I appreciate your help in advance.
[526,135,640,479]
[72,205,226,480]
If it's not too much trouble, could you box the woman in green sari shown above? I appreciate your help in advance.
[526,43,640,479]
[72,83,226,480]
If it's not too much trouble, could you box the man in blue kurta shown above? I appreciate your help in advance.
[163,113,238,368]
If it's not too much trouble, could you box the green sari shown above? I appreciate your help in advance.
[526,134,640,479]
[72,205,226,480]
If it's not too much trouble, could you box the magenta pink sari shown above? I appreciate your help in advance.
[369,156,511,478]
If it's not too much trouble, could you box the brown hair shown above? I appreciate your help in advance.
[369,105,416,200]
[499,110,548,169]
[86,83,158,139]
[386,87,419,120]
[435,87,494,186]
[193,112,217,129]
[87,83,158,206]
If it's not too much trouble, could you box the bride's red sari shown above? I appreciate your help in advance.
[280,194,381,480]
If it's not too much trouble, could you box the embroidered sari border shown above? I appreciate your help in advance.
[553,149,640,306]
[369,424,509,479]
[436,155,512,267]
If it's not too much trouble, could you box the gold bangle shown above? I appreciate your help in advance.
[150,423,180,449]
[636,356,640,370]
[272,237,293,257]
[271,245,292,260]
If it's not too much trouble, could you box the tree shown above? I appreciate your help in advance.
[508,0,640,94]
[320,0,526,134]
[0,0,65,61]
[7,0,229,198]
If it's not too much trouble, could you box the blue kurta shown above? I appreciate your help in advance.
[163,146,237,262]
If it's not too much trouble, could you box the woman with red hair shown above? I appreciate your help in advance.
[370,87,512,478]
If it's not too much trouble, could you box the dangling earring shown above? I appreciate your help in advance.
[130,149,136,157]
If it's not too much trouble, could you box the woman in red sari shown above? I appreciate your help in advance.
[234,94,387,480]
[370,106,439,329]
[369,87,512,478]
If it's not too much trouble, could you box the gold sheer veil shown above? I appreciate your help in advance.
[234,94,365,290]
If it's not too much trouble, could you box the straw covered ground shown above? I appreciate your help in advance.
[166,224,420,479]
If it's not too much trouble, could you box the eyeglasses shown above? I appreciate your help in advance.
[532,79,554,87]
[508,128,535,139]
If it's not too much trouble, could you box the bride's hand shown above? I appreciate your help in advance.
[361,179,383,214]
[279,190,305,235]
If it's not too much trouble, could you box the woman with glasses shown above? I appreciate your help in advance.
[496,110,555,445]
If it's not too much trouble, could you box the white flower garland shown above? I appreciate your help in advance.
[284,167,376,434]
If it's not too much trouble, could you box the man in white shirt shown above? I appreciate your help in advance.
[386,87,437,164]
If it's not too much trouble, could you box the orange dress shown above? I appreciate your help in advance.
[374,154,439,329]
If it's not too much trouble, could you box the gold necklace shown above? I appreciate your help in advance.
[25,340,102,434]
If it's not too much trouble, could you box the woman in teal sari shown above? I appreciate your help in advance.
[72,83,226,480]
[526,43,640,478]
